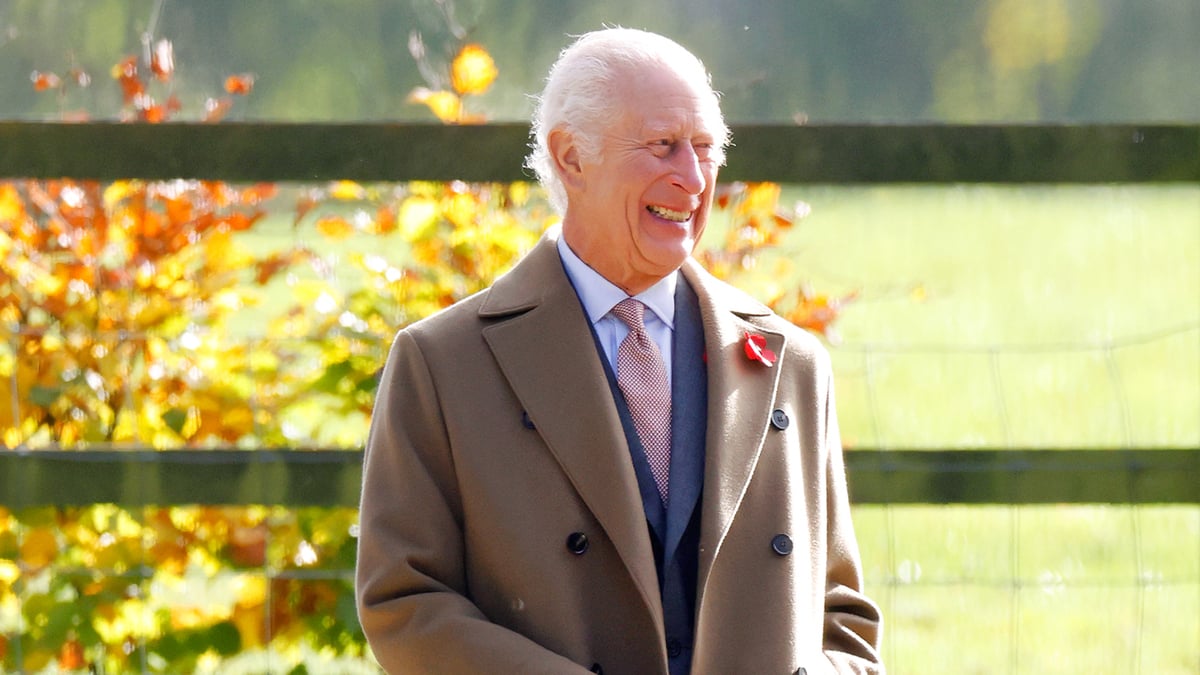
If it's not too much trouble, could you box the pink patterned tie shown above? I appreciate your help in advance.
[611,298,672,504]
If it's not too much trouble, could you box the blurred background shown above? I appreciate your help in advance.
[1,1,1197,673]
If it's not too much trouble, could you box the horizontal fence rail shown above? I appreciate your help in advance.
[2,122,1197,510]
[1,122,1198,183]
[1,449,1196,507]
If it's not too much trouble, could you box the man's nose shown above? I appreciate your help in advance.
[671,144,706,195]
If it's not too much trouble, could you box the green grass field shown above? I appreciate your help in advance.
[238,183,1199,673]
[767,185,1200,674]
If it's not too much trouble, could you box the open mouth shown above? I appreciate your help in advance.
[647,205,692,222]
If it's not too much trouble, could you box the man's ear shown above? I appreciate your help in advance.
[548,128,585,191]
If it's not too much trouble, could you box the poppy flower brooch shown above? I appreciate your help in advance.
[743,332,776,367]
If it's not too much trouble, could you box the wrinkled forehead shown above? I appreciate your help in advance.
[610,60,724,135]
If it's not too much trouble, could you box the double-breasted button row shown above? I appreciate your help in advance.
[566,531,589,555]
[771,533,794,556]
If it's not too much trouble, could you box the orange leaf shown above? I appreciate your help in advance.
[293,192,319,226]
[254,249,305,285]
[164,195,192,226]
[451,44,498,96]
[203,97,233,123]
[375,205,397,234]
[57,638,85,670]
[150,38,174,81]
[0,183,25,222]
[111,56,143,103]
[787,290,857,339]
[142,103,167,123]
[224,73,255,95]
[221,211,264,232]
[407,87,461,123]
[240,183,277,205]
[737,182,782,217]
[30,71,61,92]
[315,215,355,239]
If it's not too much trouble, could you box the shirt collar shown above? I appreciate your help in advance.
[557,236,676,328]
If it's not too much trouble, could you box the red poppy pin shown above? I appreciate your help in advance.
[743,332,776,367]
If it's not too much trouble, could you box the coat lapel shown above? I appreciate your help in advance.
[479,230,663,626]
[680,260,786,596]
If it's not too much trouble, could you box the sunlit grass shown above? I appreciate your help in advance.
[854,505,1200,674]
[767,184,1200,448]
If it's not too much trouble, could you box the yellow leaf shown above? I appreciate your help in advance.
[451,44,498,96]
[444,192,478,229]
[102,180,141,211]
[0,183,24,223]
[213,289,245,312]
[407,87,461,123]
[204,230,253,271]
[315,215,355,240]
[40,333,64,353]
[0,559,18,585]
[0,350,13,378]
[398,195,439,239]
[508,182,530,207]
[30,270,66,298]
[329,180,366,201]
[737,182,782,217]
[19,527,58,569]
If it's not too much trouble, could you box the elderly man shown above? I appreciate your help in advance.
[356,27,883,675]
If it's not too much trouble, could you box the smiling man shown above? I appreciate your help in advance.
[355,28,884,675]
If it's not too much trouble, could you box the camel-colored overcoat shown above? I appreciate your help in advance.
[356,228,883,674]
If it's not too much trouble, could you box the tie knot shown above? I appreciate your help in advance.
[611,298,647,330]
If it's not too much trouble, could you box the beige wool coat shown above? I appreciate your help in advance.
[355,228,883,674]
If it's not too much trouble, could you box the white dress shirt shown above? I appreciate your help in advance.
[556,236,676,387]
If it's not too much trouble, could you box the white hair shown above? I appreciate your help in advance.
[525,28,731,214]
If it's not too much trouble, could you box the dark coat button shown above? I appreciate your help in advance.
[771,533,794,556]
[590,664,603,674]
[795,668,807,675]
[566,531,589,555]
[666,638,682,658]
[770,408,789,430]
[521,410,536,429]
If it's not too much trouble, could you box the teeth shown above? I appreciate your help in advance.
[648,205,691,222]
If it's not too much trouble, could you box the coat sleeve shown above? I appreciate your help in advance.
[355,330,592,674]
[819,370,886,674]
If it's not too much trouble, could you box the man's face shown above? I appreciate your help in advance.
[561,63,722,294]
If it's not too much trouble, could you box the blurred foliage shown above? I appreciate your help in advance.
[1,0,1197,123]
[0,26,854,674]
[0,504,364,674]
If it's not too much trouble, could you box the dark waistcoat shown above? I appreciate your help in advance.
[587,278,708,675]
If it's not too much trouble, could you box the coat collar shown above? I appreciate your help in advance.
[479,228,665,635]
[679,259,787,602]
[480,229,787,633]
